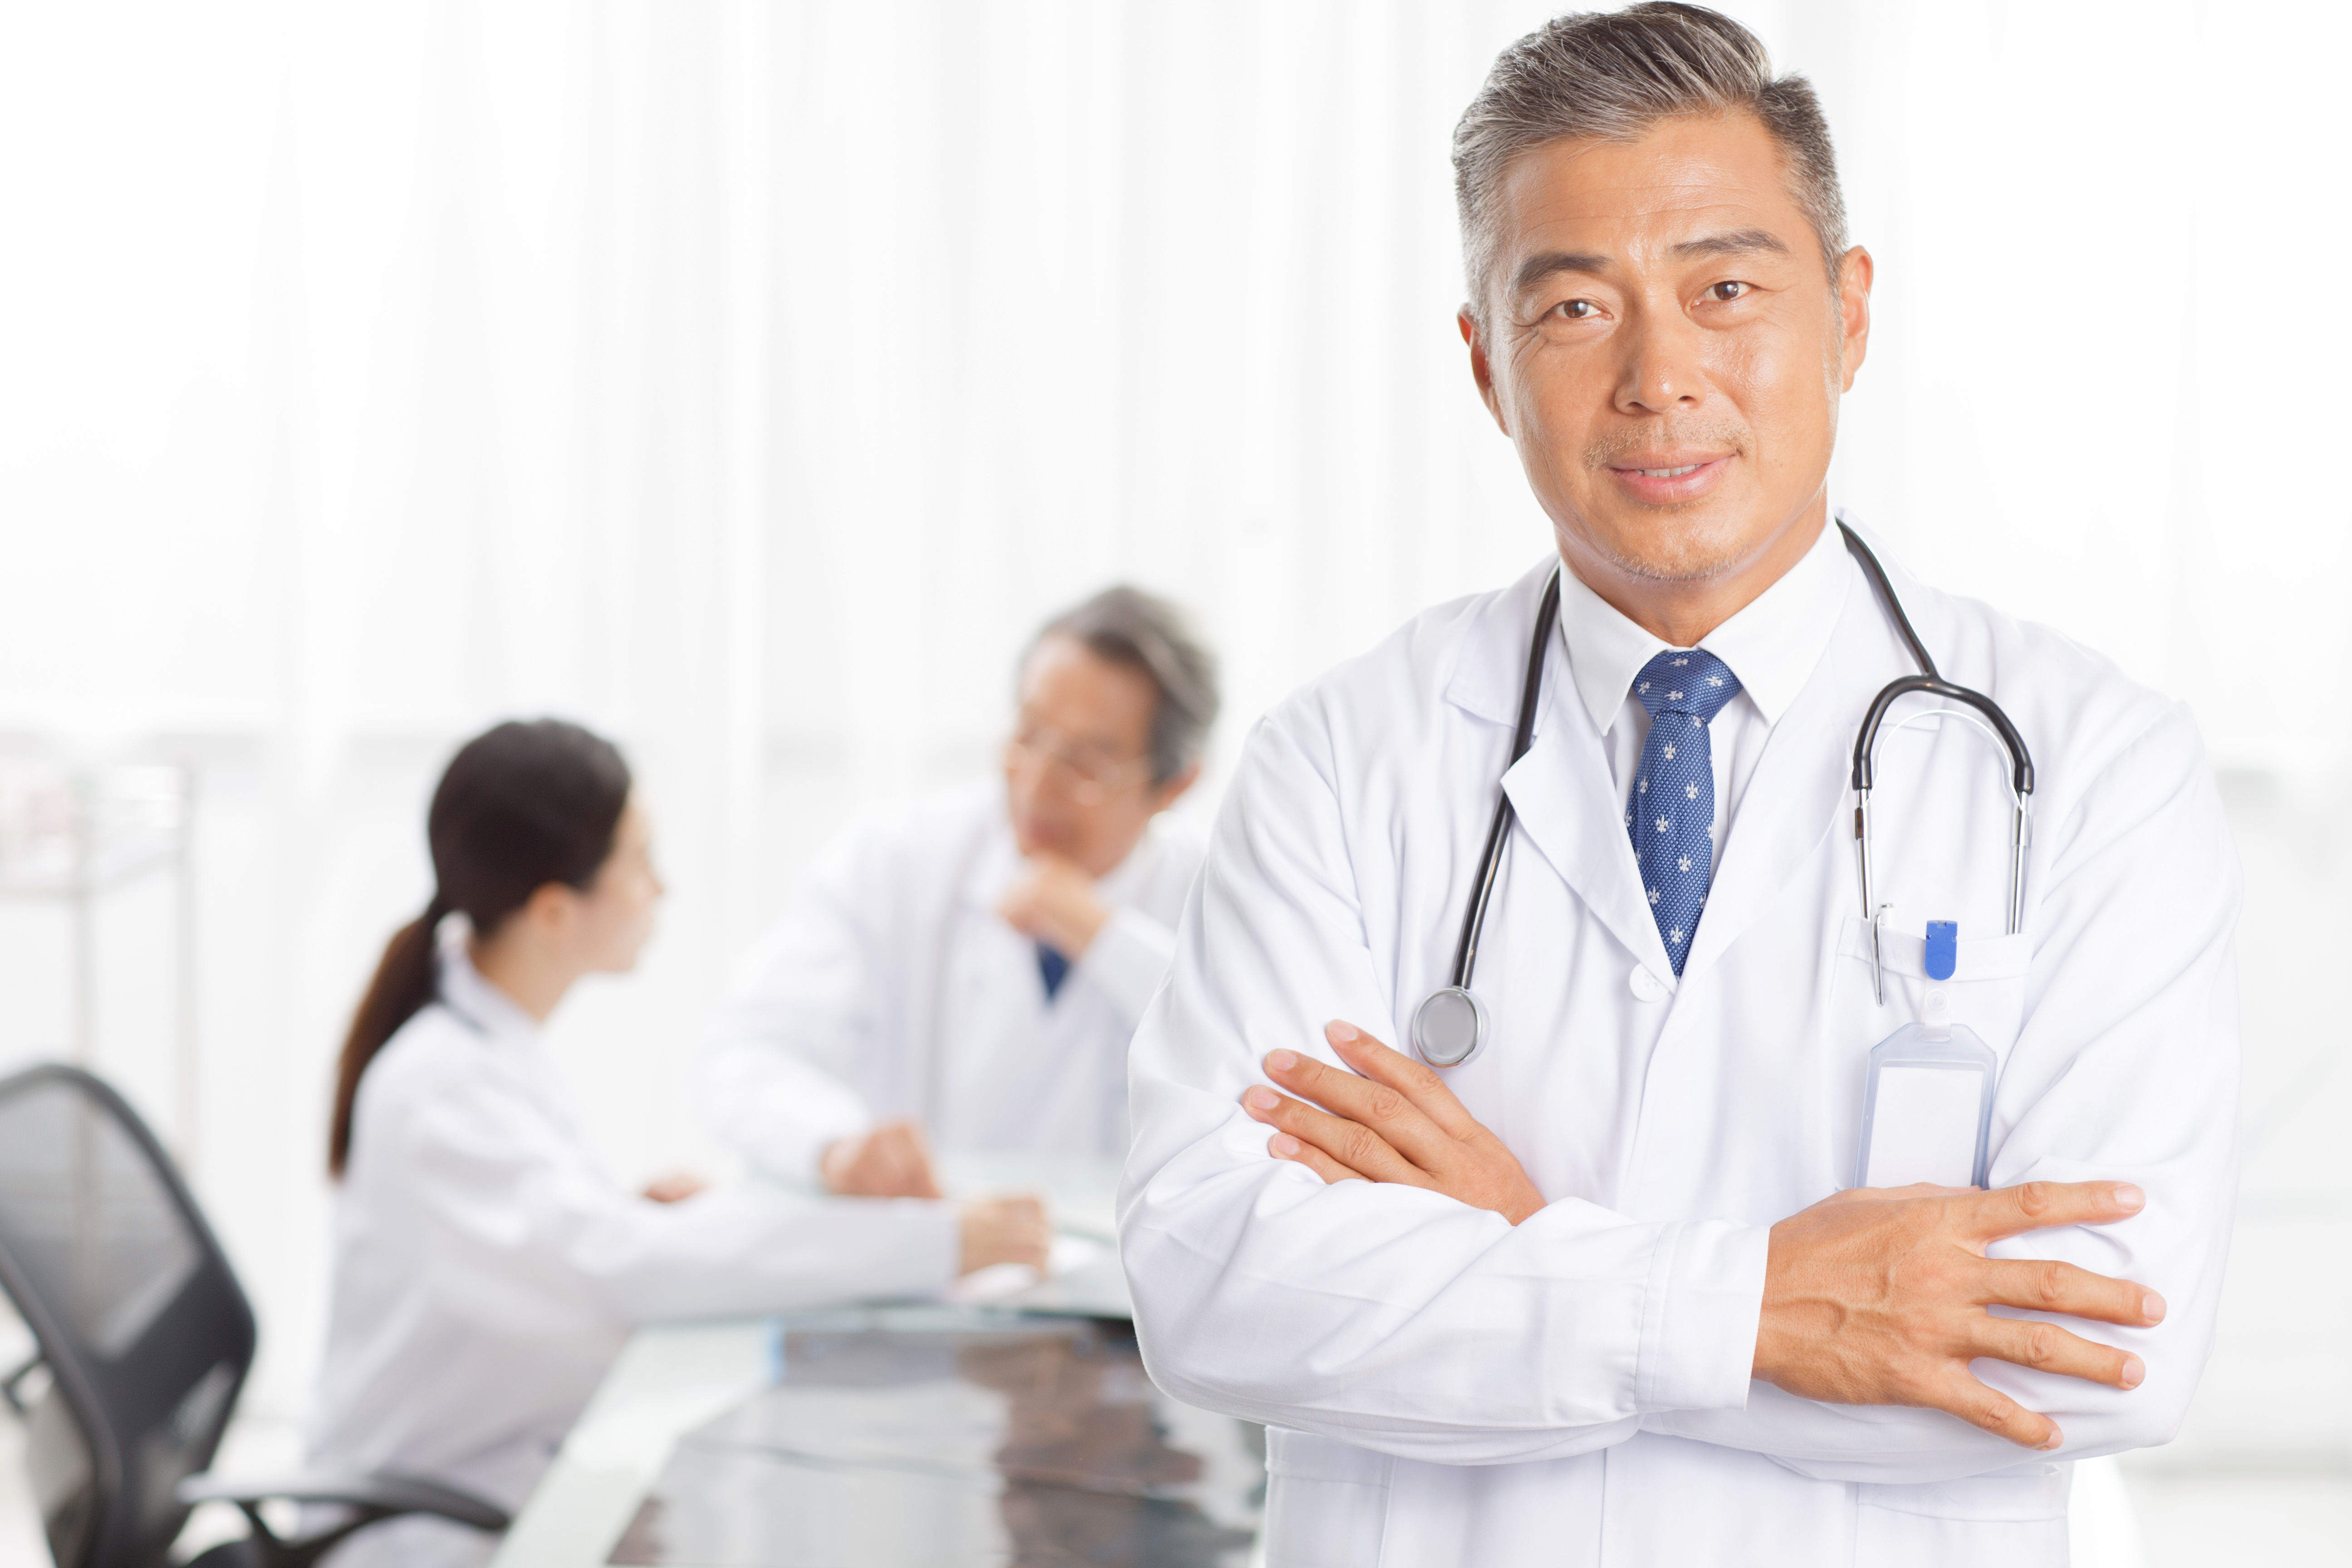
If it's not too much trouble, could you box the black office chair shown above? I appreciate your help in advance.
[0,1063,507,1568]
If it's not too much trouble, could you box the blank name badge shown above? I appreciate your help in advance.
[1854,990,1997,1190]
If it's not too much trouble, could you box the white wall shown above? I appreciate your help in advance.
[0,0,2342,1481]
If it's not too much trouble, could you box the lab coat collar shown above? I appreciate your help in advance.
[1439,562,1681,979]
[435,919,542,1044]
[1557,508,1849,736]
[1443,512,1901,989]
[1439,556,1565,729]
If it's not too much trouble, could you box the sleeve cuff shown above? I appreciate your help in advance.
[772,1117,870,1189]
[736,1091,874,1189]
[1636,1219,1770,1413]
[890,1198,966,1297]
[704,1043,879,1189]
[1078,906,1177,1023]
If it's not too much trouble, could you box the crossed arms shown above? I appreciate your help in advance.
[1119,699,2236,1479]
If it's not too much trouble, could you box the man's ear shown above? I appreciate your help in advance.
[1460,307,1510,435]
[1835,246,1874,392]
[1149,761,1202,814]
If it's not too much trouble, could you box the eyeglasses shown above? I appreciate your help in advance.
[1003,726,1154,806]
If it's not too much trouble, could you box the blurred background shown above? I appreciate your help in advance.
[0,2,2343,1562]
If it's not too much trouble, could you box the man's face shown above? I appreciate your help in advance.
[1463,112,1870,596]
[1003,635,1184,877]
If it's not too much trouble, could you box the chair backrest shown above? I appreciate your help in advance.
[0,1064,255,1568]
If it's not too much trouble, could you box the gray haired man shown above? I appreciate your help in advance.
[1120,7,2234,1566]
[707,586,1218,1207]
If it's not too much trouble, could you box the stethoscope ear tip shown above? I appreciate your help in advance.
[1412,986,1490,1068]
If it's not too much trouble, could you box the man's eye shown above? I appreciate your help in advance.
[1552,298,1597,320]
[1707,281,1750,302]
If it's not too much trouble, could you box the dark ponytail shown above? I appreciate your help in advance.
[329,719,632,1176]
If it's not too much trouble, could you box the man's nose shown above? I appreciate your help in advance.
[1612,295,1707,415]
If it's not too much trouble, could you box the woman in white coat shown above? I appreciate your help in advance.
[306,720,1049,1568]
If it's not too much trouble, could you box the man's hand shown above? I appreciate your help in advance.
[641,1171,709,1204]
[1754,1181,2165,1450]
[1239,1020,1547,1225]
[820,1118,944,1199]
[957,1194,1054,1275]
[997,853,1112,957]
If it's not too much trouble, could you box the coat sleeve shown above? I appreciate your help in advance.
[399,1066,959,1328]
[1079,905,1178,1025]
[1120,705,1769,1466]
[702,826,894,1183]
[1647,703,2241,1482]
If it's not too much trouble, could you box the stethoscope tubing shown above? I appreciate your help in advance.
[1446,568,1563,990]
[1837,521,2036,999]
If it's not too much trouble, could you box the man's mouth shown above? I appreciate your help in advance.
[1603,451,1734,500]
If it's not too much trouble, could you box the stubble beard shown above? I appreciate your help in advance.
[1576,420,1758,583]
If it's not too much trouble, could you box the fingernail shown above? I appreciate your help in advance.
[1245,1087,1278,1111]
[2113,1183,2145,1212]
[1267,1050,1298,1072]
[2142,1292,2166,1323]
[2038,1426,2065,1451]
[1270,1134,1299,1157]
[2119,1355,2145,1390]
[1326,1021,1359,1043]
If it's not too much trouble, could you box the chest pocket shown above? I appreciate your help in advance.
[1828,916,2033,1188]
[1836,916,2029,1037]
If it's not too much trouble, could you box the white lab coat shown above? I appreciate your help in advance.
[308,931,958,1568]
[705,779,1201,1188]
[1121,528,2239,1568]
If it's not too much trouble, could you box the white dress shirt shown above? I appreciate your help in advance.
[1565,516,1849,880]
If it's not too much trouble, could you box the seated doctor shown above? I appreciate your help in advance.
[308,719,1049,1568]
[705,587,1219,1197]
[1121,9,2237,1568]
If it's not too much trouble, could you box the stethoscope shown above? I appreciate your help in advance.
[1410,520,2036,1069]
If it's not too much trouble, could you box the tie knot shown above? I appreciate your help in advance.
[1632,649,1741,722]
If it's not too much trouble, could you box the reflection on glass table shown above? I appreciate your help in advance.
[606,1310,1262,1568]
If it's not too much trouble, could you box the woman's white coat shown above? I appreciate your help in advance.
[308,933,957,1568]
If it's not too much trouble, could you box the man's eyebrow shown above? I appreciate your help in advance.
[1509,229,1791,295]
[1671,228,1789,260]
[1509,250,1611,295]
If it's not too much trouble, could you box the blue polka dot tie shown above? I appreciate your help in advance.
[1626,649,1742,975]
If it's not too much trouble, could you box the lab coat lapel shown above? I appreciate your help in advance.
[1679,556,1882,981]
[1449,561,1674,980]
[1502,680,1678,981]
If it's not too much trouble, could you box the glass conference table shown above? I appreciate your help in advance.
[486,1159,1265,1568]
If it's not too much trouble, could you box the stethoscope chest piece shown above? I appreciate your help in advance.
[1412,985,1490,1068]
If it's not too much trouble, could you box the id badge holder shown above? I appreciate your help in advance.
[1854,973,1997,1190]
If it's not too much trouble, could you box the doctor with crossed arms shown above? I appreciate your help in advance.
[1119,7,2238,1566]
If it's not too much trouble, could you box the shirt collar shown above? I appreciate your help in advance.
[1558,512,1849,735]
[436,917,541,1043]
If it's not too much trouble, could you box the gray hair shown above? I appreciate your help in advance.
[1452,3,1849,324]
[1029,586,1220,786]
